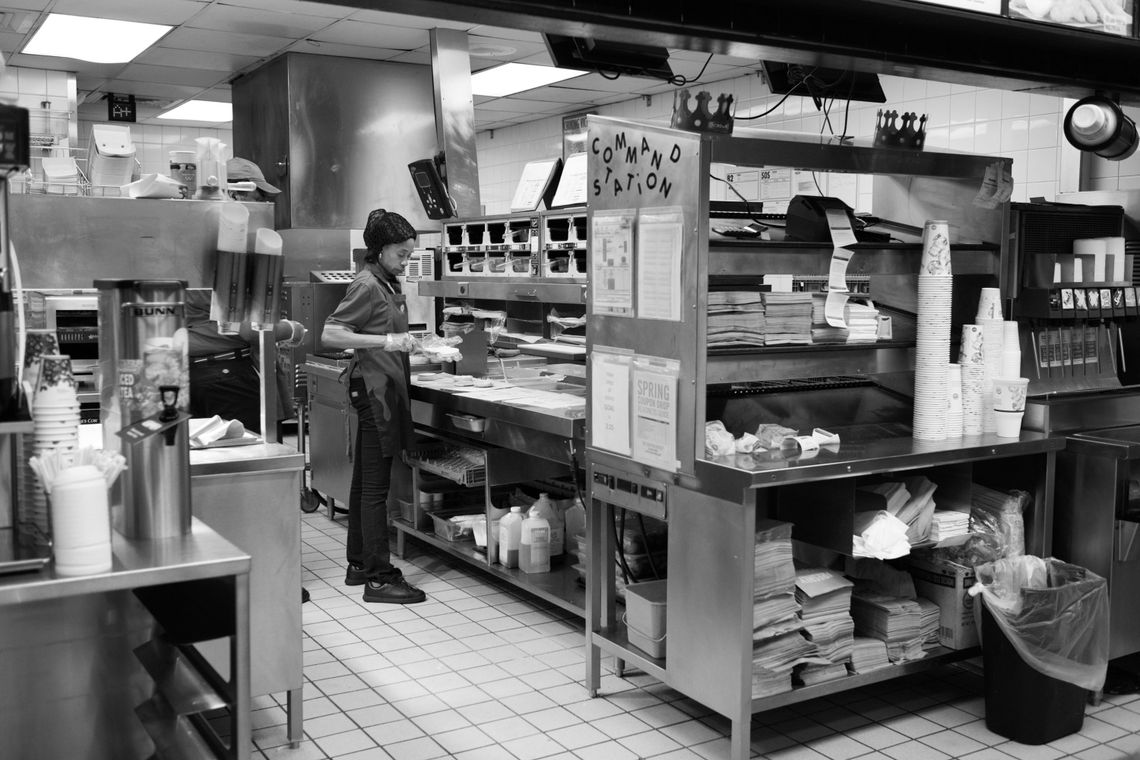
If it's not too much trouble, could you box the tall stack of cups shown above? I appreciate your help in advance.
[16,329,59,543]
[946,363,963,438]
[1001,321,1022,377]
[30,355,80,542]
[912,220,953,440]
[959,324,986,435]
[975,288,1004,434]
[211,202,250,335]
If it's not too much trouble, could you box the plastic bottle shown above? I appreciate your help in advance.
[519,509,551,574]
[498,506,524,569]
[563,497,586,561]
[528,493,563,562]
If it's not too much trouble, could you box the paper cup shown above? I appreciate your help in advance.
[994,410,1024,438]
[35,354,75,393]
[993,376,1029,412]
[921,220,951,276]
[959,324,984,365]
[976,287,1003,321]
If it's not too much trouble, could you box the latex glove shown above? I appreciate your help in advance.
[384,332,417,352]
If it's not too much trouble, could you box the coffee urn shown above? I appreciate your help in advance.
[96,279,191,539]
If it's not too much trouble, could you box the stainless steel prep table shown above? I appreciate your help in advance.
[587,431,1064,760]
[400,376,587,614]
[0,518,251,760]
[190,442,305,745]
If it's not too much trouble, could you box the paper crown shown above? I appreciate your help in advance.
[671,88,735,135]
[874,110,927,150]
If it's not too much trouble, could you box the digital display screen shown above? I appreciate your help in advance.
[415,171,431,188]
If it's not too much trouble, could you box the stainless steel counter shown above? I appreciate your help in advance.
[0,518,251,760]
[0,517,249,605]
[189,441,305,745]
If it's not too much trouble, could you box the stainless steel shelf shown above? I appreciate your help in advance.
[418,278,586,304]
[393,518,585,618]
[135,696,216,760]
[134,638,228,716]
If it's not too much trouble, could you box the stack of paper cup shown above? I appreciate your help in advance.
[15,331,61,543]
[975,288,1004,434]
[49,464,113,576]
[1001,321,1022,378]
[29,355,80,542]
[913,220,953,440]
[946,363,963,438]
[960,324,986,436]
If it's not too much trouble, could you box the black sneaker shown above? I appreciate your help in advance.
[345,563,367,586]
[362,577,426,604]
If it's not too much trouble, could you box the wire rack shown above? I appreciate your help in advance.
[406,444,487,487]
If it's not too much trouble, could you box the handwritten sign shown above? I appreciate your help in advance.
[591,131,684,202]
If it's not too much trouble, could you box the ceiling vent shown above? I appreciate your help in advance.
[0,11,35,34]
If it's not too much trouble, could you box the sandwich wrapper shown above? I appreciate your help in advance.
[853,510,911,559]
[122,173,185,199]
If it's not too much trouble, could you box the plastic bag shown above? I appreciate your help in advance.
[968,556,1108,691]
[970,486,1029,558]
[418,334,463,363]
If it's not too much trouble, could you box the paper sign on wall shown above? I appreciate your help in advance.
[590,210,635,317]
[636,207,684,322]
[631,355,679,472]
[589,347,632,456]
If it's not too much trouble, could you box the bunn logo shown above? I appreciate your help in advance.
[132,306,177,316]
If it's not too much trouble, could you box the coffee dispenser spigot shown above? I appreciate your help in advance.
[159,385,182,445]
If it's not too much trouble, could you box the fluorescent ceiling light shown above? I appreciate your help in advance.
[23,13,170,64]
[471,63,585,97]
[158,100,233,123]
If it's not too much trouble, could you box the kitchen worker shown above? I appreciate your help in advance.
[321,208,425,605]
[225,156,281,201]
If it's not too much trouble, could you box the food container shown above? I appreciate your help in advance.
[447,413,486,433]
[624,579,668,658]
[430,512,481,542]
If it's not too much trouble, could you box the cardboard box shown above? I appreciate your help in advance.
[909,555,979,650]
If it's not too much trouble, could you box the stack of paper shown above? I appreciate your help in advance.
[896,476,940,544]
[810,294,849,344]
[844,301,880,344]
[856,482,912,514]
[929,510,970,542]
[708,291,766,347]
[849,637,892,674]
[797,661,851,687]
[795,567,855,664]
[851,592,927,663]
[752,520,809,697]
[762,292,813,345]
[918,598,942,649]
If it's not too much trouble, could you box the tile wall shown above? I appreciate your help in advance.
[476,72,1140,215]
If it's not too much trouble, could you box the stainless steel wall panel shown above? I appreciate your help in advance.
[431,28,481,218]
[10,196,274,289]
[234,54,439,232]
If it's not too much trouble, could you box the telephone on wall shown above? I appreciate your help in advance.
[407,156,456,220]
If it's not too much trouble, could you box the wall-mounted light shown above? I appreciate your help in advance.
[1063,95,1138,161]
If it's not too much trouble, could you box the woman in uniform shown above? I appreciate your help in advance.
[321,209,425,605]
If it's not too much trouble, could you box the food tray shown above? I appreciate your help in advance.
[406,444,487,487]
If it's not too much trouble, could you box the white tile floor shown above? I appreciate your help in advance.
[246,510,1140,759]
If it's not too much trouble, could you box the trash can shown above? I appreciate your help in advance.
[970,556,1109,745]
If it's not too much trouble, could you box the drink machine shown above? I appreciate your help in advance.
[96,279,191,540]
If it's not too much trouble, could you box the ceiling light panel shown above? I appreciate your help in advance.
[470,62,585,97]
[23,13,172,64]
[158,99,233,122]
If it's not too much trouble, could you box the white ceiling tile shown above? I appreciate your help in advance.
[387,48,432,66]
[308,18,426,49]
[466,25,545,44]
[160,27,297,57]
[136,47,262,72]
[9,52,123,79]
[509,87,600,105]
[102,80,206,101]
[0,28,27,54]
[222,0,353,18]
[51,0,207,25]
[183,3,335,37]
[0,1,51,10]
[346,9,472,31]
[284,38,405,60]
[115,63,230,88]
[467,33,545,60]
